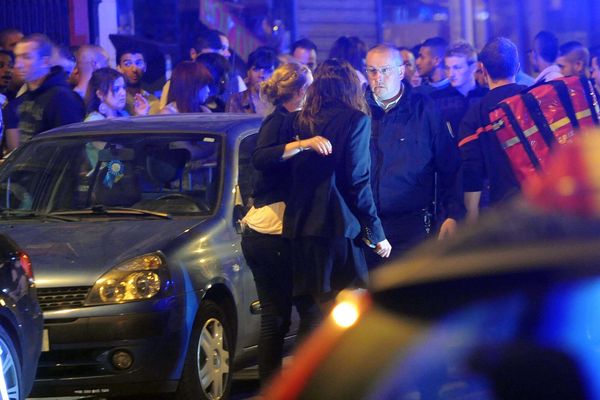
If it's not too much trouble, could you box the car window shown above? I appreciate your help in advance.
[0,143,59,210]
[237,133,258,208]
[0,134,222,216]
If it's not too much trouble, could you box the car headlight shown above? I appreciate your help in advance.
[85,253,169,305]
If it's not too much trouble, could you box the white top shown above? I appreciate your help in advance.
[242,202,286,235]
[533,64,563,84]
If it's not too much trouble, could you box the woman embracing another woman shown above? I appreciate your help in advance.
[283,59,391,311]
[240,61,331,386]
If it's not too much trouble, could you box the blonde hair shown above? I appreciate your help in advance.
[446,41,478,64]
[260,62,311,106]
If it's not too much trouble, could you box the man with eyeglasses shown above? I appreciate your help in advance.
[364,44,463,267]
[117,48,160,115]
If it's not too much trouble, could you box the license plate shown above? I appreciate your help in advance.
[42,329,49,352]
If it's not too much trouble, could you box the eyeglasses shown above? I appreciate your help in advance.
[365,64,403,77]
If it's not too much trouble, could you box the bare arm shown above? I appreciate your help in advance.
[281,136,332,160]
[464,191,482,223]
[5,128,20,152]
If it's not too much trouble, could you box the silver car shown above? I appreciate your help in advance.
[0,114,275,399]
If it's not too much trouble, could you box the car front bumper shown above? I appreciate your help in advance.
[30,295,189,397]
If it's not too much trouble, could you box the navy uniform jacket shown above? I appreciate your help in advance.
[283,102,385,245]
[367,84,464,221]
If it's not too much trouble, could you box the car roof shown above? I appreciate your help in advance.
[35,113,264,140]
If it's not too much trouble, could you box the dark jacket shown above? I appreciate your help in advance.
[283,103,385,244]
[429,84,489,139]
[367,83,464,221]
[18,66,84,141]
[251,105,292,207]
[458,83,527,205]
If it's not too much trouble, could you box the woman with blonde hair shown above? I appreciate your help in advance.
[240,61,330,385]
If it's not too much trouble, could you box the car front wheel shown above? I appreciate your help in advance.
[0,325,21,400]
[176,300,233,400]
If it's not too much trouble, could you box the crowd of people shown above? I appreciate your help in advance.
[0,25,598,387]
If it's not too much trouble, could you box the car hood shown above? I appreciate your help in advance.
[0,219,205,287]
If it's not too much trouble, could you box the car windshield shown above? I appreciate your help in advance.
[0,133,222,216]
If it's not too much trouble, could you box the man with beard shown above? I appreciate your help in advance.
[415,37,450,95]
[117,48,160,115]
[0,49,18,155]
[530,31,562,84]
[0,50,14,96]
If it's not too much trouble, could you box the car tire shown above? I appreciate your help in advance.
[0,325,21,400]
[176,300,233,400]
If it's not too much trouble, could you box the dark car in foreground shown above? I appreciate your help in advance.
[266,203,600,400]
[0,233,43,400]
[0,114,272,399]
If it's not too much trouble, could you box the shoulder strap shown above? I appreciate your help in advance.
[520,92,557,148]
[495,102,542,171]
[546,79,580,128]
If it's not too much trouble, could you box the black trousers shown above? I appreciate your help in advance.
[366,211,431,270]
[241,229,320,385]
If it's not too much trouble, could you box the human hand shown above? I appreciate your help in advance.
[437,218,458,240]
[133,93,150,116]
[301,135,332,156]
[374,239,392,258]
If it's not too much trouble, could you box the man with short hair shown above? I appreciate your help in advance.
[415,37,450,93]
[291,38,317,73]
[458,37,527,222]
[556,41,589,78]
[432,41,488,137]
[0,29,23,52]
[531,31,562,84]
[589,46,600,95]
[397,47,420,87]
[190,29,231,61]
[117,48,160,115]
[71,45,109,98]
[364,44,463,264]
[0,49,16,155]
[445,41,480,97]
[0,50,14,96]
[160,29,243,109]
[13,34,84,147]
